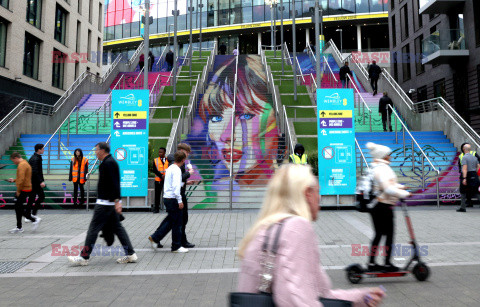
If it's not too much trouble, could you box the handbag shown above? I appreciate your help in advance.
[229,219,352,307]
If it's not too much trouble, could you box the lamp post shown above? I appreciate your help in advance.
[314,0,322,89]
[266,0,278,57]
[173,0,179,101]
[199,0,204,58]
[188,0,194,79]
[167,24,174,46]
[336,28,343,54]
[279,0,284,73]
[143,0,150,90]
[292,0,296,101]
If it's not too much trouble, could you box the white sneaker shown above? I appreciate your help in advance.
[68,255,89,266]
[116,253,138,264]
[24,218,31,223]
[9,227,24,234]
[172,247,189,253]
[31,214,38,219]
[31,217,42,231]
[148,236,157,251]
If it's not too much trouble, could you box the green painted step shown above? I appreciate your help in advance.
[163,82,193,94]
[278,84,308,94]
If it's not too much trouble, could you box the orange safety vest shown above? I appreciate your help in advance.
[154,157,169,182]
[72,157,88,184]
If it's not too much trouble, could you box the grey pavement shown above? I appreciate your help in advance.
[0,207,479,306]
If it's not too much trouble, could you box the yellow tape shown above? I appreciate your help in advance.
[113,111,147,119]
[319,110,352,118]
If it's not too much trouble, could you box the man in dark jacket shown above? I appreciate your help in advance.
[165,50,174,71]
[368,60,382,95]
[457,142,480,211]
[339,62,353,88]
[289,144,308,165]
[177,143,195,248]
[26,144,45,220]
[68,142,137,266]
[378,92,393,132]
[219,43,227,55]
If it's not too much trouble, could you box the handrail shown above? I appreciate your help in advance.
[134,66,145,88]
[96,74,125,114]
[228,42,239,208]
[187,74,201,126]
[381,68,414,111]
[128,41,144,66]
[86,134,112,178]
[355,137,370,174]
[295,56,305,85]
[149,74,162,107]
[166,105,185,154]
[282,105,295,153]
[283,42,292,65]
[322,55,338,84]
[346,74,370,112]
[0,106,31,135]
[157,44,168,68]
[102,54,122,83]
[43,105,79,148]
[53,71,90,112]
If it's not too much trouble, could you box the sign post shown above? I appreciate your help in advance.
[317,88,356,196]
[111,90,150,201]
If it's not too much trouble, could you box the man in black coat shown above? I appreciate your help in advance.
[219,43,227,55]
[339,62,353,88]
[378,92,393,132]
[165,50,174,71]
[368,60,382,95]
[26,144,45,220]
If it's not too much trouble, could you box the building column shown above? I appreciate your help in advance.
[258,32,262,55]
[357,25,362,51]
[108,51,112,65]
[214,36,218,53]
[306,28,310,46]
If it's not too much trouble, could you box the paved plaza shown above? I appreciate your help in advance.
[0,207,479,306]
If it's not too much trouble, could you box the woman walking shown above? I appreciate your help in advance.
[69,149,89,205]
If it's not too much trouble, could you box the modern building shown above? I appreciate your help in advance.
[389,0,480,129]
[0,0,104,117]
[103,0,390,61]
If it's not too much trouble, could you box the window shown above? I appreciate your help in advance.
[75,61,79,80]
[52,48,65,89]
[392,52,398,81]
[89,0,93,24]
[54,5,67,45]
[417,86,427,102]
[414,0,423,31]
[76,21,81,53]
[474,0,480,46]
[391,15,396,48]
[402,44,411,81]
[414,35,424,75]
[400,4,409,41]
[434,79,446,98]
[78,0,82,14]
[87,30,91,61]
[26,0,42,29]
[23,32,41,80]
[391,0,394,11]
[98,3,102,31]
[97,37,101,67]
[0,19,6,67]
[1,0,8,9]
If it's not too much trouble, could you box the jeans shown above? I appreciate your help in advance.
[181,193,189,245]
[381,112,392,131]
[80,204,135,259]
[341,79,349,88]
[371,77,379,93]
[154,181,164,212]
[167,63,173,71]
[73,182,85,204]
[15,191,36,229]
[26,183,45,216]
[150,198,183,250]
[369,202,394,265]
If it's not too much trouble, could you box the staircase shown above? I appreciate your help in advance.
[178,54,285,209]
[110,72,170,90]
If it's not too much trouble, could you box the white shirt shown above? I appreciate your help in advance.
[163,164,182,203]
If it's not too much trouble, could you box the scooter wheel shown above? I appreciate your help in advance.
[413,262,430,281]
[346,265,363,284]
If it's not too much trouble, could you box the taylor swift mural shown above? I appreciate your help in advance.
[185,55,284,208]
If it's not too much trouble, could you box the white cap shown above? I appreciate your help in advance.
[366,142,392,159]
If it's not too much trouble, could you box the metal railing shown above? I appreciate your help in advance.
[186,74,202,127]
[355,138,370,176]
[156,44,168,71]
[322,55,339,88]
[387,104,440,206]
[133,66,145,89]
[166,105,186,154]
[346,73,372,131]
[229,42,239,209]
[0,100,53,130]
[149,74,162,107]
[85,134,111,209]
[102,53,123,83]
[381,68,413,112]
[282,105,296,154]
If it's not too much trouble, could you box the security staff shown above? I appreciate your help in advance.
[152,147,168,213]
[289,143,308,165]
[69,148,89,205]
[458,142,480,210]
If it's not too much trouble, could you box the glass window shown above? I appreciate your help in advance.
[52,49,65,89]
[131,21,140,37]
[114,24,122,40]
[369,0,382,12]
[242,7,252,23]
[253,5,264,22]
[303,0,314,17]
[356,0,369,14]
[26,0,42,29]
[402,44,411,81]
[23,32,41,80]
[87,30,91,61]
[219,7,229,25]
[391,14,396,48]
[414,35,424,75]
[433,79,446,98]
[54,5,67,45]
[123,23,131,39]
[105,26,114,41]
[78,0,82,14]
[343,0,356,14]
[98,3,103,31]
[474,0,480,46]
[417,85,427,102]
[390,0,394,10]
[0,19,6,67]
[1,0,8,9]
[400,4,408,41]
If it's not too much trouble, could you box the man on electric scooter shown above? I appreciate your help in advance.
[366,142,411,272]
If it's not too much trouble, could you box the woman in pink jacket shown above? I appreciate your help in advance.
[237,164,385,306]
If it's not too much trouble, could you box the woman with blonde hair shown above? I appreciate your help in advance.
[237,164,385,306]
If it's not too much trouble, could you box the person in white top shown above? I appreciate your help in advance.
[148,151,189,253]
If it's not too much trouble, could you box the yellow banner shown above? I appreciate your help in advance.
[113,111,147,119]
[319,110,352,118]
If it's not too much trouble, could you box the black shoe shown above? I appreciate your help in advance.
[383,264,400,272]
[457,208,466,212]
[157,242,163,248]
[153,210,160,214]
[367,263,384,272]
[182,242,195,248]
[466,204,473,208]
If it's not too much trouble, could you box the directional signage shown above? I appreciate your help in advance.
[111,90,149,197]
[317,89,356,195]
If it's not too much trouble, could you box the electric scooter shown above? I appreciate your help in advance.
[345,200,430,284]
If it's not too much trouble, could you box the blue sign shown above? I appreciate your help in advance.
[111,90,150,197]
[317,89,356,195]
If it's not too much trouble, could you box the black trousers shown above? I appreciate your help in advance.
[73,182,85,204]
[181,192,189,245]
[151,198,183,250]
[154,181,164,211]
[15,191,36,229]
[369,202,394,265]
[371,77,379,92]
[80,204,135,259]
[26,183,45,216]
[381,112,392,132]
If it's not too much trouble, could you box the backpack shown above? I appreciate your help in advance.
[355,167,378,212]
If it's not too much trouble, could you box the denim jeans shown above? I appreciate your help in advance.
[151,198,183,250]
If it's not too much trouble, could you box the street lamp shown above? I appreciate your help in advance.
[199,0,204,58]
[314,0,323,89]
[167,24,174,46]
[336,28,343,54]
[279,0,284,73]
[265,0,278,57]
[188,0,194,80]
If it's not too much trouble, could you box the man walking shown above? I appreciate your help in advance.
[458,143,480,212]
[152,147,168,213]
[339,62,353,88]
[368,60,382,95]
[68,142,137,266]
[177,143,195,248]
[25,144,45,222]
[379,92,394,132]
[219,43,227,55]
[8,152,41,233]
[148,151,189,253]
[165,50,174,72]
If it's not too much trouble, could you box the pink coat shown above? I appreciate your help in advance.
[238,216,370,307]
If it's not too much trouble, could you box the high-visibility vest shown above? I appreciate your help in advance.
[459,151,476,164]
[154,157,169,182]
[72,157,88,184]
[289,154,308,165]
